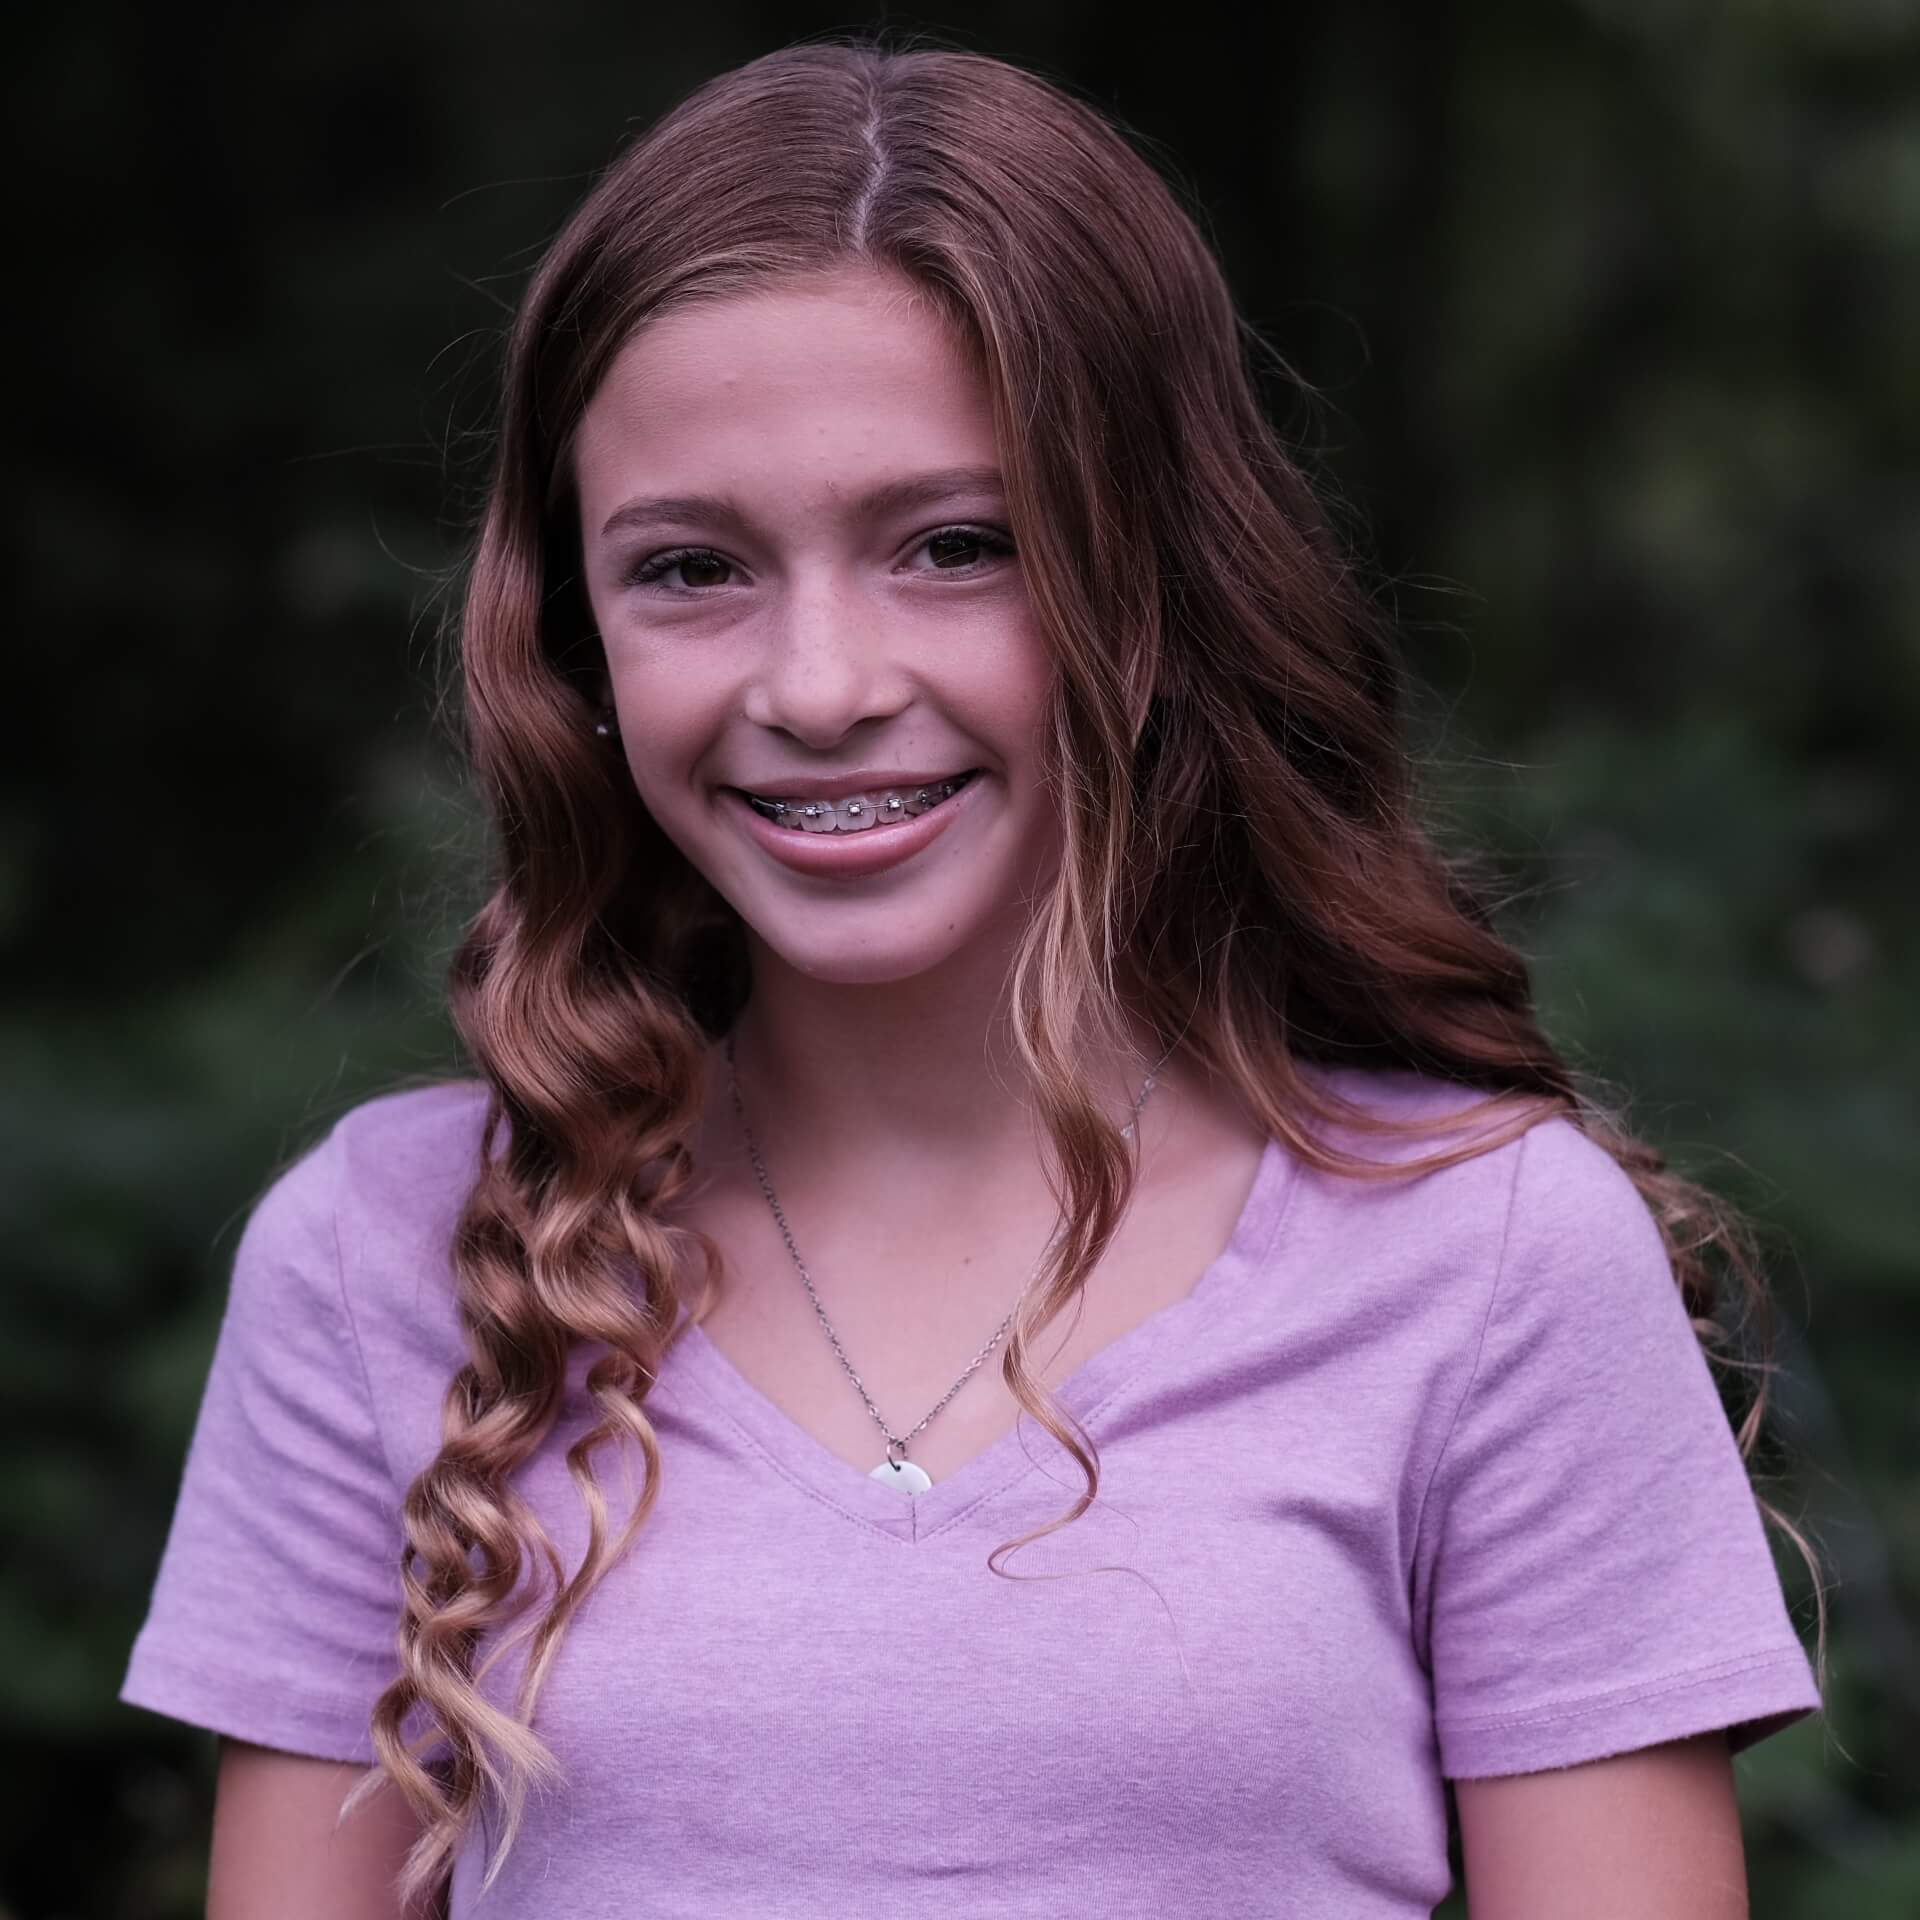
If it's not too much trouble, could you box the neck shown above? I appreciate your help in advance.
[711,922,1175,1182]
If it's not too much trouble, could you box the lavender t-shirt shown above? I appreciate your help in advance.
[120,1066,1819,1916]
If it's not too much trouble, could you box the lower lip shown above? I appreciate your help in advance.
[723,775,985,878]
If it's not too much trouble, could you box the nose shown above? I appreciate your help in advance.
[740,572,910,747]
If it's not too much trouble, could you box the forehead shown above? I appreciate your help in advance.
[573,268,997,493]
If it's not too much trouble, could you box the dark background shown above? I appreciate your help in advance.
[7,3,1916,1914]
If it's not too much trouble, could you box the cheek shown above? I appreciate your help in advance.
[601,632,726,736]
[956,610,1056,726]
[989,653,1058,766]
[604,670,728,811]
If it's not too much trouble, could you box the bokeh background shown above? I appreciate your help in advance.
[7,3,1916,1914]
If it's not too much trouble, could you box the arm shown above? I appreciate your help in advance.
[1455,1730,1747,1919]
[208,1738,444,1920]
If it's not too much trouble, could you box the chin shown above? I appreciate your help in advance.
[753,922,983,987]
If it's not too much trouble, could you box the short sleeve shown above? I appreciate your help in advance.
[1418,1118,1821,1779]
[119,1122,406,1763]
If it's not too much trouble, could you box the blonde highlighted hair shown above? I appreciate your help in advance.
[340,34,1829,1909]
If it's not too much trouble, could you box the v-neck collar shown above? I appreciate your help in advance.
[660,1134,1298,1544]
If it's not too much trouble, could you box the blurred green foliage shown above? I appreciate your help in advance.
[5,1,1915,1914]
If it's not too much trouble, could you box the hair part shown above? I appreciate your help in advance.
[339,33,1831,1908]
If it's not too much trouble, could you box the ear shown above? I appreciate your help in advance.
[579,651,612,714]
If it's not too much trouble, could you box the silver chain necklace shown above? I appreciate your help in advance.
[723,1029,1174,1497]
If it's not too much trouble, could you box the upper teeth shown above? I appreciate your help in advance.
[747,773,973,830]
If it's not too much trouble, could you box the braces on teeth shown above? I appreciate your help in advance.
[744,772,976,832]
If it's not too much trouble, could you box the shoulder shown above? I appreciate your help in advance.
[1295,1060,1638,1191]
[1322,1068,1682,1359]
[315,1078,496,1306]
[239,1078,494,1348]
[1286,1061,1661,1275]
[323,1076,496,1223]
[250,1077,493,1223]
[1292,1058,1530,1157]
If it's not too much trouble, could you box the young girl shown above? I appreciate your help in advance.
[120,37,1827,1920]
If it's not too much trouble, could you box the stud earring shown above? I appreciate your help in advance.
[593,710,618,738]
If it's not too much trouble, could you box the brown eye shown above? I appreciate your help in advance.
[922,526,1016,571]
[626,547,734,590]
[926,532,986,568]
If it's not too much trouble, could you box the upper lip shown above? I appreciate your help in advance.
[726,766,978,800]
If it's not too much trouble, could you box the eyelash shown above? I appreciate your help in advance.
[619,524,1017,593]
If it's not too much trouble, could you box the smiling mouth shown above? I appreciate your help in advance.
[738,771,981,833]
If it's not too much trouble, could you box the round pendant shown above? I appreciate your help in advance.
[870,1457,933,1496]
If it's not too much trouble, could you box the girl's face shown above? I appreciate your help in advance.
[573,265,1059,987]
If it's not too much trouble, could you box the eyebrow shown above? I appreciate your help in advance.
[597,463,1007,541]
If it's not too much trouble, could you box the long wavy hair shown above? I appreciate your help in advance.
[341,34,1830,1909]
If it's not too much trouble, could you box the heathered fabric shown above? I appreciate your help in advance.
[120,1066,1819,1916]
